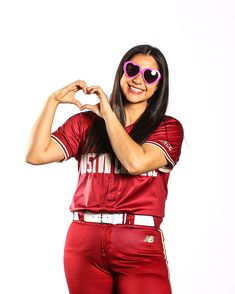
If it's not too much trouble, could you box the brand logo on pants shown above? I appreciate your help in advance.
[144,235,155,243]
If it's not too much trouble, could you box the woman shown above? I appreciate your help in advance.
[26,44,184,294]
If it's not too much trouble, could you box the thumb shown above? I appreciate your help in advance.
[81,104,102,117]
[81,104,94,111]
[71,98,82,109]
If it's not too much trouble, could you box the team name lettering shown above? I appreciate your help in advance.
[80,153,157,177]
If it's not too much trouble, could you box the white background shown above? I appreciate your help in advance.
[0,0,234,293]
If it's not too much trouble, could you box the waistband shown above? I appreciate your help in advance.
[73,211,163,228]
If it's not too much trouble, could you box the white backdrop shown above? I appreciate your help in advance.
[0,0,234,293]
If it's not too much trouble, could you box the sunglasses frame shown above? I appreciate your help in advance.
[123,61,161,85]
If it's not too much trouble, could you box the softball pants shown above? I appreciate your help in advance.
[63,218,172,294]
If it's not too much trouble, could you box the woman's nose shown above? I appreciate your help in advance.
[132,73,144,85]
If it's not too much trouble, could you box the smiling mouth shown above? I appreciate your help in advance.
[128,84,145,93]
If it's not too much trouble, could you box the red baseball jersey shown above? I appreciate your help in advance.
[51,111,184,217]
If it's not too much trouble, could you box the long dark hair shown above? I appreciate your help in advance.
[81,44,169,158]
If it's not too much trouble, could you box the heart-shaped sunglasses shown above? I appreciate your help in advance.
[123,61,161,85]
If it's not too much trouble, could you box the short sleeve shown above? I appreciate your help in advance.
[51,113,82,160]
[144,116,184,173]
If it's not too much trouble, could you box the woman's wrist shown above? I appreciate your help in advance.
[103,109,117,124]
[48,94,61,106]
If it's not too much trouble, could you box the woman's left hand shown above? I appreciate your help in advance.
[80,86,113,118]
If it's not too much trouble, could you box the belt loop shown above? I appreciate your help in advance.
[125,213,134,225]
[78,211,84,222]
[154,216,163,228]
[122,213,126,224]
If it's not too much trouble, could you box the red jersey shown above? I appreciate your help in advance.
[51,111,184,217]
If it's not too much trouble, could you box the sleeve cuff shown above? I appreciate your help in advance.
[51,134,70,161]
[144,141,175,173]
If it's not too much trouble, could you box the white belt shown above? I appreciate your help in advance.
[73,211,155,226]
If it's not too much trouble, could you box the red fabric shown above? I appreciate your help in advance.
[63,220,172,294]
[51,111,184,217]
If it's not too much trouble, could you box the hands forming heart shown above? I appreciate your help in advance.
[81,85,112,118]
[51,80,113,119]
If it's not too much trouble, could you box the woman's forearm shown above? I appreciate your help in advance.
[25,96,60,162]
[103,111,145,174]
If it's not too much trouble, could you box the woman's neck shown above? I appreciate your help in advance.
[124,102,148,127]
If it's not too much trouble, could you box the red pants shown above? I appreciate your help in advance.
[63,219,172,294]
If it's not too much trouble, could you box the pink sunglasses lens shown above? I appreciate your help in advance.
[143,69,160,84]
[125,62,140,78]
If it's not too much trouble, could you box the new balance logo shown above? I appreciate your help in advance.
[144,235,155,243]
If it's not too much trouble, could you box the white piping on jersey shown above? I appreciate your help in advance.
[51,135,69,160]
[144,141,175,170]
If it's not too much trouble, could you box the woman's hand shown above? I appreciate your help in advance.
[49,80,88,109]
[80,86,113,118]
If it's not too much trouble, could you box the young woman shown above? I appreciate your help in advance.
[26,44,184,294]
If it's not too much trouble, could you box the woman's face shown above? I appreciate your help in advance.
[120,54,160,107]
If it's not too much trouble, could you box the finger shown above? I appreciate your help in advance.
[86,86,101,91]
[86,88,97,94]
[75,80,88,93]
[86,87,101,96]
[71,98,82,109]
[67,80,87,93]
[75,80,87,92]
[81,104,95,112]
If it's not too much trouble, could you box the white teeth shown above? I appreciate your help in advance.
[130,86,143,93]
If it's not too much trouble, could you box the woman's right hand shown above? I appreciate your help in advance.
[50,80,88,109]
